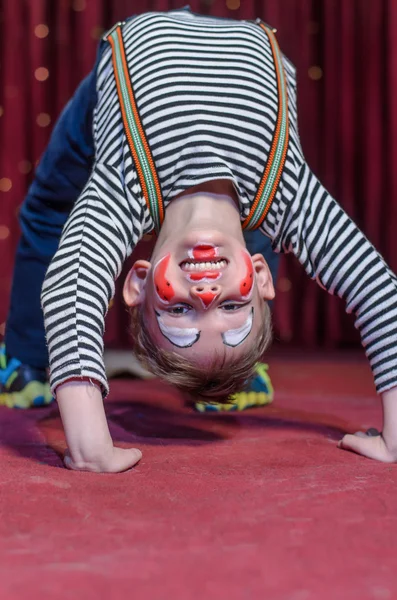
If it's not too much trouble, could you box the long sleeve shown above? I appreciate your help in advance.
[259,53,397,394]
[40,163,146,398]
[272,161,397,394]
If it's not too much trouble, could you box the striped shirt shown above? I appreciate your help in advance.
[41,8,397,397]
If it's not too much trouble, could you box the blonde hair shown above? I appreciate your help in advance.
[129,302,272,401]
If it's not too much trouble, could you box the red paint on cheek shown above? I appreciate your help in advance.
[154,254,175,303]
[240,252,254,297]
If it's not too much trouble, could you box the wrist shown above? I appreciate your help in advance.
[56,382,113,464]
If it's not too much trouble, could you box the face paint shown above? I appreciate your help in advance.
[195,291,219,310]
[240,251,254,300]
[188,244,219,261]
[153,254,175,304]
[222,307,254,347]
[155,311,200,348]
[185,271,222,283]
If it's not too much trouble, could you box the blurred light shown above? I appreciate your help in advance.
[308,66,323,81]
[5,86,18,99]
[18,160,32,174]
[142,234,153,242]
[0,225,10,240]
[72,0,86,11]
[108,299,114,309]
[226,0,240,8]
[0,178,12,192]
[0,323,5,337]
[0,106,3,117]
[307,22,319,35]
[34,24,49,38]
[277,277,292,292]
[91,26,105,40]
[36,113,51,127]
[35,67,49,82]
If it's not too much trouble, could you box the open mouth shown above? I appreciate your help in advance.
[180,258,228,272]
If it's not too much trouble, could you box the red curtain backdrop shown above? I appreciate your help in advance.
[0,0,396,350]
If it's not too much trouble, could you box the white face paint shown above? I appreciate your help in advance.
[155,311,200,348]
[221,307,254,347]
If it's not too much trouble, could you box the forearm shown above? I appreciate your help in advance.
[56,382,113,467]
[381,386,397,455]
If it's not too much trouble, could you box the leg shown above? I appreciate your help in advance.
[5,197,73,367]
[1,66,98,406]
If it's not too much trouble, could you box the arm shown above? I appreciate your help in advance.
[260,55,397,461]
[273,163,397,461]
[41,166,146,471]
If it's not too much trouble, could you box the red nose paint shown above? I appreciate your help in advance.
[192,245,217,261]
[188,271,221,281]
[154,254,175,303]
[197,291,217,308]
[240,252,254,297]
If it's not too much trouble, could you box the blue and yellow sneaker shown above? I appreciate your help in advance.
[194,362,274,413]
[0,344,53,408]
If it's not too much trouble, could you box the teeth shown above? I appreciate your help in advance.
[181,260,227,271]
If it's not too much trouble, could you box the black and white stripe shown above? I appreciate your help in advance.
[41,8,397,397]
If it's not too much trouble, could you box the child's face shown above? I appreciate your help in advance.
[125,232,275,366]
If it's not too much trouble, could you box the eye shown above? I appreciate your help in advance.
[167,303,192,315]
[220,302,249,312]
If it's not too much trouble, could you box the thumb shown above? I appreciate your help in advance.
[112,447,143,472]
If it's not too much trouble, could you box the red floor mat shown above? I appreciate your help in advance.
[1,352,396,600]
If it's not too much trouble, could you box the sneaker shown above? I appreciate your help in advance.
[0,344,53,408]
[194,362,274,413]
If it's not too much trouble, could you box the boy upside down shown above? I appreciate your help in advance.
[2,8,397,472]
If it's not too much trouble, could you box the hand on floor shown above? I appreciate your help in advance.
[63,445,142,473]
[338,430,397,463]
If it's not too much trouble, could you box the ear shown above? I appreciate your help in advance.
[251,253,275,301]
[123,260,151,307]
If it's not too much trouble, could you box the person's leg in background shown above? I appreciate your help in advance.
[195,230,280,412]
[0,63,100,408]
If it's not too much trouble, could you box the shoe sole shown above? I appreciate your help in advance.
[0,381,54,409]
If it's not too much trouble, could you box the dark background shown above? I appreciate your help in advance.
[1,0,396,350]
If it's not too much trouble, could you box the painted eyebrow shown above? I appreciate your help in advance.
[221,307,254,347]
[155,311,201,348]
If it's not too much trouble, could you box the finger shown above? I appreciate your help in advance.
[111,447,142,473]
[63,449,74,470]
